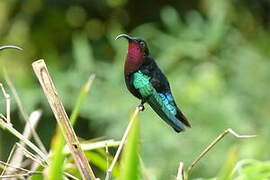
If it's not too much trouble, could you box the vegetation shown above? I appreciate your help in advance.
[0,0,270,179]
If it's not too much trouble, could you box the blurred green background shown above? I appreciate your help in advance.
[0,0,270,179]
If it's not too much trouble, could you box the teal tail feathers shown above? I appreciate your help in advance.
[146,92,189,132]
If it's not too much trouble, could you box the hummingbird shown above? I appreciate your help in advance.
[116,34,191,132]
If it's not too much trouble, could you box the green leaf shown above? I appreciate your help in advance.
[234,160,270,180]
[85,151,119,177]
[217,146,238,180]
[29,165,44,180]
[119,113,140,180]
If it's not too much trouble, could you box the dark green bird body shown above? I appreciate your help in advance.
[117,34,191,132]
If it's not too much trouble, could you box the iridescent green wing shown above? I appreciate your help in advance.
[133,71,186,132]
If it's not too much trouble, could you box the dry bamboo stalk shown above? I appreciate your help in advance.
[32,59,96,180]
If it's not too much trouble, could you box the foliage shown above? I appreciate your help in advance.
[0,0,270,179]
[233,160,270,180]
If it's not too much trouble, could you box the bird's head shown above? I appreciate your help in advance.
[116,34,149,75]
[116,34,149,57]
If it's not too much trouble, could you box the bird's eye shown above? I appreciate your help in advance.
[139,41,145,47]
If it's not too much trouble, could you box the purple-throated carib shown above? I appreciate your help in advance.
[116,34,191,132]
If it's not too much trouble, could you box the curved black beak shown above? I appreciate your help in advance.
[0,45,23,51]
[115,34,133,41]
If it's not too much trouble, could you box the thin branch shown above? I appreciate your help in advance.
[4,73,47,154]
[187,128,256,175]
[32,59,96,180]
[176,162,184,180]
[105,106,142,180]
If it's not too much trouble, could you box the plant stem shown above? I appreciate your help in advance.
[0,119,48,163]
[187,128,256,175]
[32,59,96,180]
[48,74,95,180]
[105,106,142,180]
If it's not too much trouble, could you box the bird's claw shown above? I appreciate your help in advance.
[137,104,145,111]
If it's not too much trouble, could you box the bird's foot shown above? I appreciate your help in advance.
[137,104,145,111]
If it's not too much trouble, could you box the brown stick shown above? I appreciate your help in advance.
[32,59,96,180]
